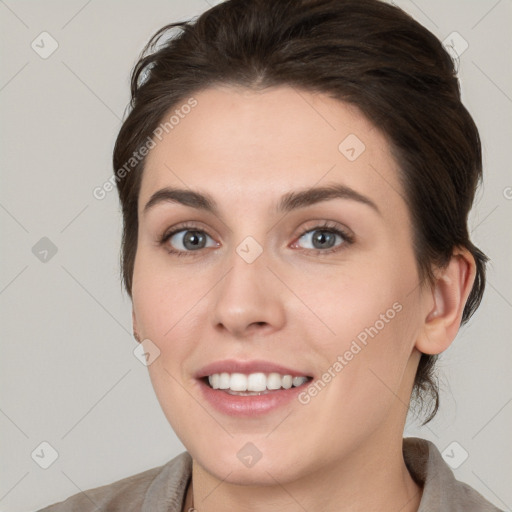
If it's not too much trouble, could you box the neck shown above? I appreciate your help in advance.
[185,432,422,512]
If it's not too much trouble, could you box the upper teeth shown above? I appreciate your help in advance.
[208,372,308,392]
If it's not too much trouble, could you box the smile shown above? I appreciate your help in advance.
[196,360,313,416]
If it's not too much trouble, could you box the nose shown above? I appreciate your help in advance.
[211,245,286,339]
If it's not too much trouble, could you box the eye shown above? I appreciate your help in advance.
[161,225,219,255]
[292,223,353,254]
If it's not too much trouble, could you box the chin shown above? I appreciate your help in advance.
[193,450,304,487]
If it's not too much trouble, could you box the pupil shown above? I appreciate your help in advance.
[184,231,205,250]
[313,231,334,249]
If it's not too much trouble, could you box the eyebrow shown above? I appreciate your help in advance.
[143,187,218,216]
[143,183,380,217]
[278,183,380,216]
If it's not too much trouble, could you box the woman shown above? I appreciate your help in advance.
[39,0,502,510]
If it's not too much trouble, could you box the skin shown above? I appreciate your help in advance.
[131,85,476,512]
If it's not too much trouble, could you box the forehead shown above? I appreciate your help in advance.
[139,85,406,220]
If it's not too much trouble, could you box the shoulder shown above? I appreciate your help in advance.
[36,452,192,512]
[403,437,503,511]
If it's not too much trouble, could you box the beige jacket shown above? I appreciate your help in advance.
[37,437,503,511]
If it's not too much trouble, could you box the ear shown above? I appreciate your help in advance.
[415,247,476,355]
[132,307,141,343]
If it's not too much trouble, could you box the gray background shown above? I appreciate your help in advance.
[1,0,511,510]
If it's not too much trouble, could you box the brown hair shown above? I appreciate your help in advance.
[113,0,488,423]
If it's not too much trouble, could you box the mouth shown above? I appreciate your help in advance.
[195,360,314,416]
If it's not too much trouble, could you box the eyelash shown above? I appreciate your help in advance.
[158,221,355,257]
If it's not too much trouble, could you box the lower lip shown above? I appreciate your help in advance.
[197,379,308,417]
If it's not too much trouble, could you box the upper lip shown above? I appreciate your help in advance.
[195,359,312,379]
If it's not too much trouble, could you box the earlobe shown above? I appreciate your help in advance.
[415,248,476,355]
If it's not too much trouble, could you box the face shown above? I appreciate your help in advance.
[132,85,429,485]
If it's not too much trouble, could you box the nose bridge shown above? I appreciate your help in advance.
[230,236,268,293]
[211,234,285,336]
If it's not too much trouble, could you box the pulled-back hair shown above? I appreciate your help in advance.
[113,0,488,423]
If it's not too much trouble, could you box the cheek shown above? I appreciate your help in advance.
[298,264,419,397]
[132,249,211,338]
[294,266,407,345]
[146,360,199,446]
[294,307,417,451]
